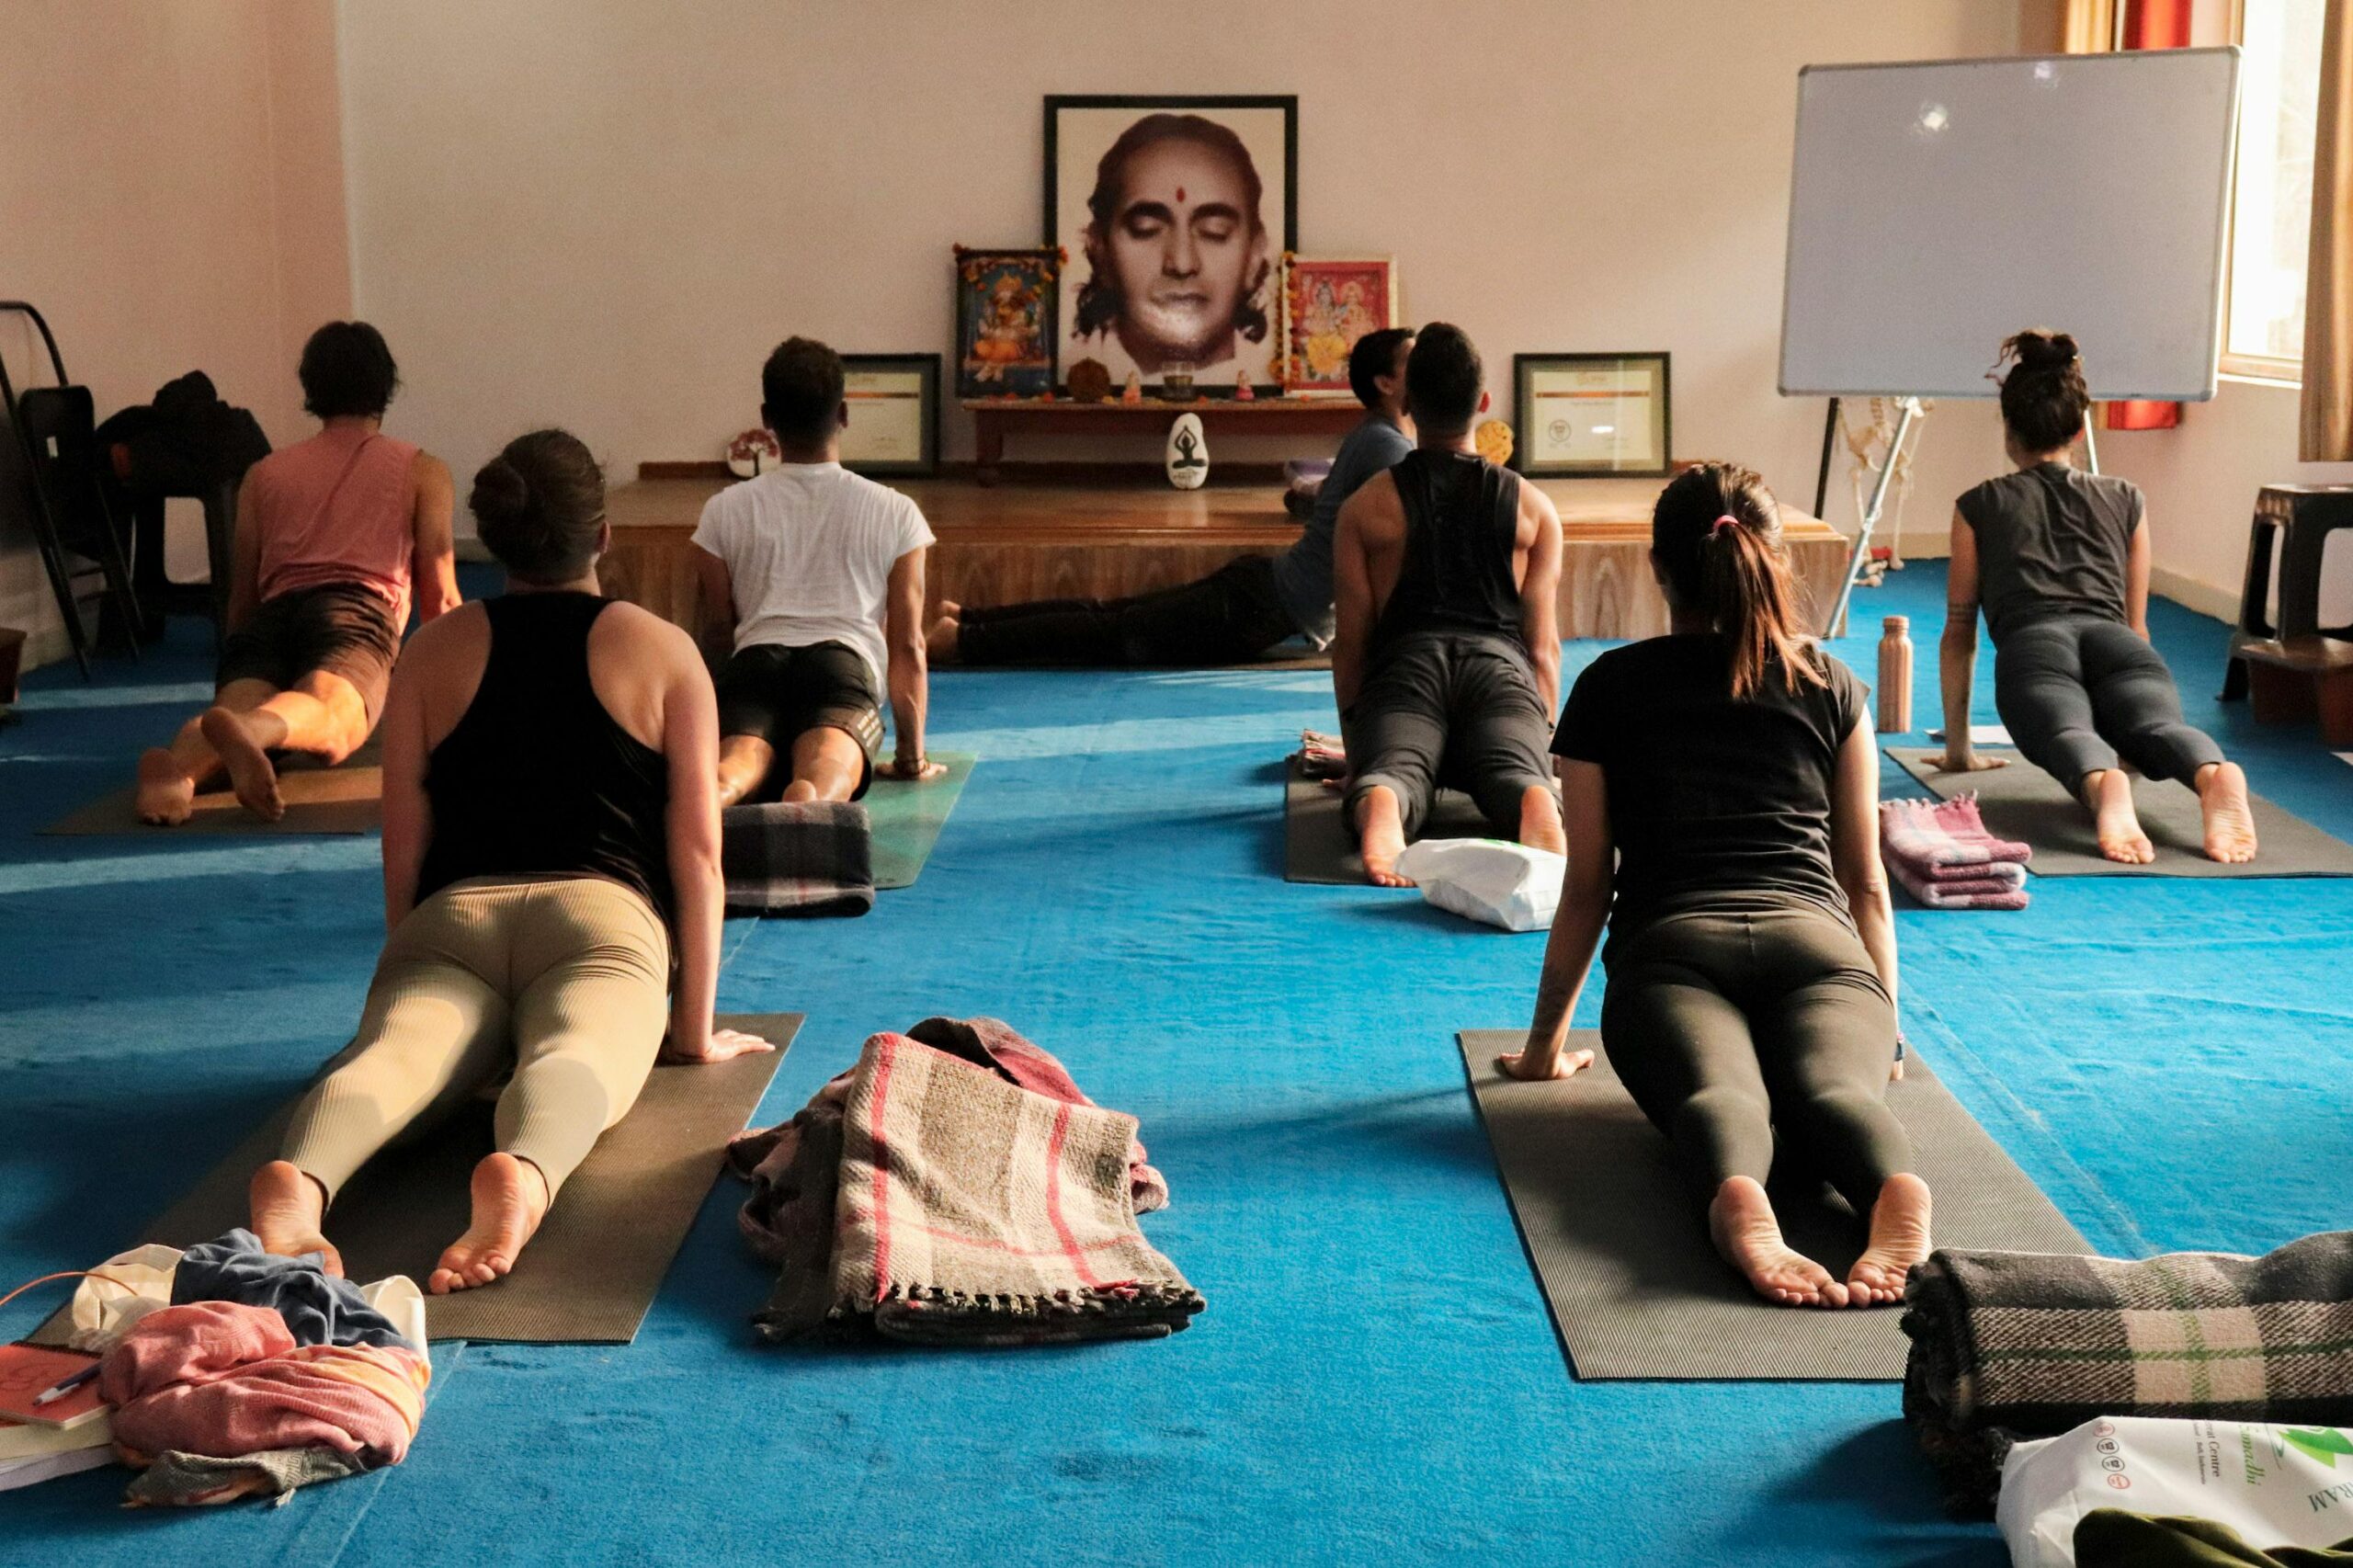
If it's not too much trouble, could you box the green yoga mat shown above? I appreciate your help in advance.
[1887,748,2353,878]
[45,740,384,837]
[864,751,974,889]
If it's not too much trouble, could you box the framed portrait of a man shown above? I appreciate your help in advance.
[1045,95,1297,394]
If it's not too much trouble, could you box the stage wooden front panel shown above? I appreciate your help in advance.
[598,475,1850,644]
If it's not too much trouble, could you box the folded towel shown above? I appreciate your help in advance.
[1901,1233,2353,1515]
[1881,797,2034,870]
[1914,859,2028,889]
[1887,852,2030,910]
[722,800,874,917]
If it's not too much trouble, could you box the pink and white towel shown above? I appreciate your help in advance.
[1881,798,2031,910]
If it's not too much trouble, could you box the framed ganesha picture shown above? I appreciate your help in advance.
[953,246,1062,400]
[1279,256,1396,396]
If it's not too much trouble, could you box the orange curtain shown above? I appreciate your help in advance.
[2303,0,2352,461]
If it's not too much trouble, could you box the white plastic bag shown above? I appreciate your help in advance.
[1998,1416,2353,1567]
[66,1244,182,1351]
[1392,839,1563,932]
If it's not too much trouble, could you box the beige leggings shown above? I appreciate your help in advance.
[281,876,670,1203]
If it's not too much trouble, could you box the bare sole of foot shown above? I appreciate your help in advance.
[430,1152,550,1294]
[1709,1176,1848,1308]
[1518,783,1565,857]
[199,707,285,822]
[1358,785,1414,887]
[135,747,197,826]
[1845,1172,1932,1305]
[248,1159,342,1276]
[2199,761,2259,863]
[2086,769,2153,865]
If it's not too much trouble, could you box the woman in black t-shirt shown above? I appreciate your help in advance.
[1497,463,1926,1310]
[1936,330,2256,865]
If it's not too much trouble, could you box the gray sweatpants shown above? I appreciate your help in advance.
[1342,631,1552,839]
[1993,615,2223,790]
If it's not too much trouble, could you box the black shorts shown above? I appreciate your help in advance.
[716,641,885,799]
[215,582,403,718]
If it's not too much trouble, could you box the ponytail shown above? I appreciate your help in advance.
[1654,462,1826,700]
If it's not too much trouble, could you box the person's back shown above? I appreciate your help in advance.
[246,424,426,630]
[1368,448,1529,653]
[1955,461,2141,642]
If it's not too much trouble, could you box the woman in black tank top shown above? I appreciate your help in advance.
[246,429,770,1298]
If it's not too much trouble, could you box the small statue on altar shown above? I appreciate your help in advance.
[1233,367,1255,402]
[1120,369,1143,405]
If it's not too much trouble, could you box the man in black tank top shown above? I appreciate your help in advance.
[1329,324,1565,886]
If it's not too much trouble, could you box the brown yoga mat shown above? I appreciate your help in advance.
[43,1014,796,1346]
[1888,748,2353,878]
[1458,1029,2088,1381]
[45,741,384,836]
[1282,756,1494,885]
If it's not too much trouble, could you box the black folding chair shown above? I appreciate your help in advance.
[0,301,142,676]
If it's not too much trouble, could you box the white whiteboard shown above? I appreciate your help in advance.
[1779,48,2240,401]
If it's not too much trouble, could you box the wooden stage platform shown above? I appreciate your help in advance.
[600,474,1851,643]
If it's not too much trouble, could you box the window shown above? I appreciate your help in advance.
[2224,0,2326,373]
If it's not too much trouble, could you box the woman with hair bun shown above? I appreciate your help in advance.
[1498,463,1927,1311]
[1937,331,2256,864]
[243,428,770,1295]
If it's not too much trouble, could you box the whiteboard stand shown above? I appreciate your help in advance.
[1823,396,1925,638]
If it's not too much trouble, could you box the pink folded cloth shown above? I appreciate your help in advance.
[1913,859,2026,890]
[1886,852,2030,911]
[1880,797,2033,870]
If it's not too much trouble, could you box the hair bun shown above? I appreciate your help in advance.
[2010,329,2079,370]
[469,455,532,529]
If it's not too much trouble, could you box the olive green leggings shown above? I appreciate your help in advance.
[281,876,669,1203]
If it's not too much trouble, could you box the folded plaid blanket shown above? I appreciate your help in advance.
[1902,1233,2353,1514]
[722,801,873,917]
[1887,853,2030,911]
[1297,730,1346,780]
[1881,797,2033,870]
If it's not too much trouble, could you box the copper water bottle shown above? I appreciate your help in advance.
[1877,616,1914,733]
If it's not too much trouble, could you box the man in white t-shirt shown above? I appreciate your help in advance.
[692,337,942,806]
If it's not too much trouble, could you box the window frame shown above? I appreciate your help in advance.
[2217,0,2313,382]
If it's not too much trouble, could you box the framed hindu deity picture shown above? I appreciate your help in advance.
[1279,256,1396,396]
[1512,353,1673,477]
[837,354,939,477]
[953,246,1061,400]
[1044,95,1297,395]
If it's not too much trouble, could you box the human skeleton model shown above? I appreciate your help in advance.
[1837,397,1934,582]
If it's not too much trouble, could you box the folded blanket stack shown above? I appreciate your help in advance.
[729,1016,1199,1348]
[1901,1232,2353,1515]
[1881,797,2033,911]
[1296,729,1346,781]
[722,800,874,917]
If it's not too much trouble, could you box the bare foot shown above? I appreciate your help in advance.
[1518,784,1565,856]
[1358,785,1414,887]
[2086,768,2153,865]
[938,599,961,618]
[926,613,961,665]
[1846,1172,1932,1306]
[135,748,197,826]
[430,1152,550,1294]
[1708,1176,1849,1307]
[248,1160,341,1276]
[2198,761,2258,864]
[199,707,284,822]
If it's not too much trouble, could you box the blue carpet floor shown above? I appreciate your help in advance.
[2,563,2347,1565]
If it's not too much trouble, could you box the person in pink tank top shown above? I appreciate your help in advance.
[135,323,460,825]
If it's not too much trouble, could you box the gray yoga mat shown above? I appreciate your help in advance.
[1889,748,2353,877]
[43,1014,796,1346]
[1458,1029,2088,1381]
[1282,756,1492,884]
[862,752,974,889]
[45,742,384,836]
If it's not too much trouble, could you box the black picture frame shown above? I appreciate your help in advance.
[1044,95,1298,395]
[837,353,940,478]
[1511,352,1674,479]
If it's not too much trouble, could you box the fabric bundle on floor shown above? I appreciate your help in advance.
[1296,730,1346,781]
[1901,1232,2353,1514]
[722,800,875,916]
[93,1230,429,1507]
[1881,797,2032,910]
[727,1016,1198,1347]
[2073,1511,2353,1566]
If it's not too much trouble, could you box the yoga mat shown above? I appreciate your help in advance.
[863,751,973,889]
[1457,1029,2088,1381]
[44,742,384,836]
[1282,755,1493,885]
[1888,748,2353,878]
[42,1014,796,1346]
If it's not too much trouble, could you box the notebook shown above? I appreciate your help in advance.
[0,1445,113,1493]
[0,1343,106,1431]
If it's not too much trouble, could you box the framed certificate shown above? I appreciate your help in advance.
[840,354,941,477]
[1512,353,1671,477]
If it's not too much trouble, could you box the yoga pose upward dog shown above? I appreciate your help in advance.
[1937,330,2257,865]
[1498,463,1928,1310]
[248,429,769,1294]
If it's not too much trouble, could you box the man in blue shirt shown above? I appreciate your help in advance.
[928,329,1415,666]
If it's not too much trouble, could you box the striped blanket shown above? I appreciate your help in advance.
[1901,1233,2353,1513]
[721,800,874,917]
[1881,797,2032,911]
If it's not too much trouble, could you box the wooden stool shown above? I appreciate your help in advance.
[2223,485,2353,703]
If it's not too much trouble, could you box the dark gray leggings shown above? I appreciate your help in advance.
[1993,616,2223,789]
[1600,898,1909,1214]
[1341,631,1552,839]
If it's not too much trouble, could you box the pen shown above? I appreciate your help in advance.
[28,1364,98,1407]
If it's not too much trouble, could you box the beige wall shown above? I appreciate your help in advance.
[0,0,348,665]
[335,0,2020,547]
